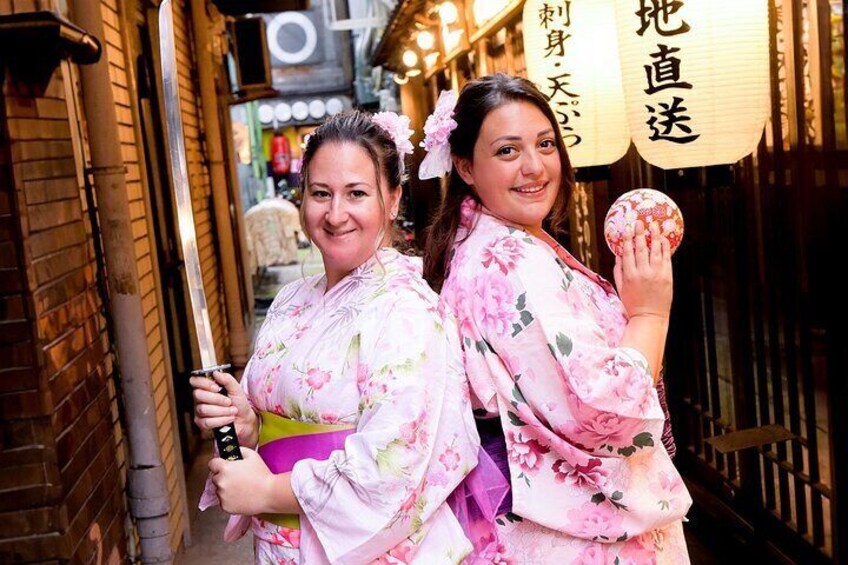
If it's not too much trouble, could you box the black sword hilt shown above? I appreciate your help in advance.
[191,364,243,461]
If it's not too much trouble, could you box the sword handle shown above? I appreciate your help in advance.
[191,364,243,461]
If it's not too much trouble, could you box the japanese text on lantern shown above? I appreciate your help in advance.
[539,1,581,147]
[636,0,699,144]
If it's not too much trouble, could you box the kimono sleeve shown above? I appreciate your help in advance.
[473,234,665,455]
[289,296,479,563]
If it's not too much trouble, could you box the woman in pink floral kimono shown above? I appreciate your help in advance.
[191,111,479,564]
[421,74,692,564]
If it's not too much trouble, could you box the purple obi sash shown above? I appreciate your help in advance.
[257,411,355,529]
[448,417,512,561]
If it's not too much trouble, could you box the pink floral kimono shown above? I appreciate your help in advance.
[202,248,479,564]
[440,199,692,564]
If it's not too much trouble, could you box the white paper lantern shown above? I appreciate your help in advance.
[524,0,631,167]
[614,0,769,169]
[258,104,274,124]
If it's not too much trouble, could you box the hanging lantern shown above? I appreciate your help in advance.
[524,0,631,167]
[614,0,769,169]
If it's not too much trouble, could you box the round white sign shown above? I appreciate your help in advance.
[291,101,309,121]
[258,104,274,124]
[326,97,344,116]
[274,103,292,122]
[266,12,318,65]
[308,99,327,119]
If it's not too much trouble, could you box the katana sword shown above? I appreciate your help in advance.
[159,0,242,461]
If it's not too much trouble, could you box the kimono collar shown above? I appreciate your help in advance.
[316,246,405,297]
[458,196,616,295]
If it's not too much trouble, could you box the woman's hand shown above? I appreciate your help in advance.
[613,220,673,320]
[190,370,258,447]
[208,448,300,515]
[615,221,673,381]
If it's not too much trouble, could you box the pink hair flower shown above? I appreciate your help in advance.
[371,112,415,157]
[419,90,458,179]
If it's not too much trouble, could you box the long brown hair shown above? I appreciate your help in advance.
[422,73,575,292]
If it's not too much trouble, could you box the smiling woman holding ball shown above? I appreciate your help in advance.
[421,74,692,564]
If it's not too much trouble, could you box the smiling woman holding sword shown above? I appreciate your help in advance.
[190,110,480,564]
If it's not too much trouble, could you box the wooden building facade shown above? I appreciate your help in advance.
[1,0,255,561]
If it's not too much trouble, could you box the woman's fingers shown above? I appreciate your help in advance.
[661,232,671,264]
[213,371,243,398]
[189,375,222,393]
[196,401,238,418]
[633,220,649,267]
[193,387,233,407]
[648,223,662,268]
[621,224,637,273]
[195,415,237,431]
[613,255,623,291]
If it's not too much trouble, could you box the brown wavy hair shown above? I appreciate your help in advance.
[422,73,575,292]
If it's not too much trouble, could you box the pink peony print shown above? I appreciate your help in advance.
[612,364,652,407]
[481,236,524,274]
[444,284,480,343]
[269,526,300,549]
[356,363,369,387]
[375,539,418,564]
[439,447,461,471]
[475,534,514,565]
[305,367,331,391]
[473,273,518,337]
[427,468,449,487]
[552,458,609,488]
[320,411,340,424]
[617,536,657,565]
[399,418,428,448]
[507,431,549,473]
[570,543,610,565]
[649,472,686,512]
[567,500,624,539]
[571,411,631,447]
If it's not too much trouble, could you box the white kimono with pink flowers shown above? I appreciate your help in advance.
[228,249,478,564]
[440,200,692,564]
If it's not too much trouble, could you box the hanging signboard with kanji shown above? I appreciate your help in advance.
[614,0,769,169]
[524,0,631,167]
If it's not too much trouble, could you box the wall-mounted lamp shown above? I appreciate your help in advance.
[438,1,459,25]
[402,48,419,68]
[416,30,435,51]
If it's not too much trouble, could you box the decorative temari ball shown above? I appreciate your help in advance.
[604,188,685,256]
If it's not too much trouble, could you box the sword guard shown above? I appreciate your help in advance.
[190,363,232,377]
[191,364,243,461]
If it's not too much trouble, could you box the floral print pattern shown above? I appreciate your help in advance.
[235,248,479,564]
[440,199,692,563]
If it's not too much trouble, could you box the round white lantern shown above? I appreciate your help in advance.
[524,0,631,167]
[308,99,327,119]
[274,103,292,123]
[291,101,309,121]
[614,0,769,169]
[257,104,274,124]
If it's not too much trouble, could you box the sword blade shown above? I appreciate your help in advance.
[158,0,217,370]
[158,0,242,461]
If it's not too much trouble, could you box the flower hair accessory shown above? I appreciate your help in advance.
[418,90,458,180]
[302,113,414,157]
[371,112,415,158]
